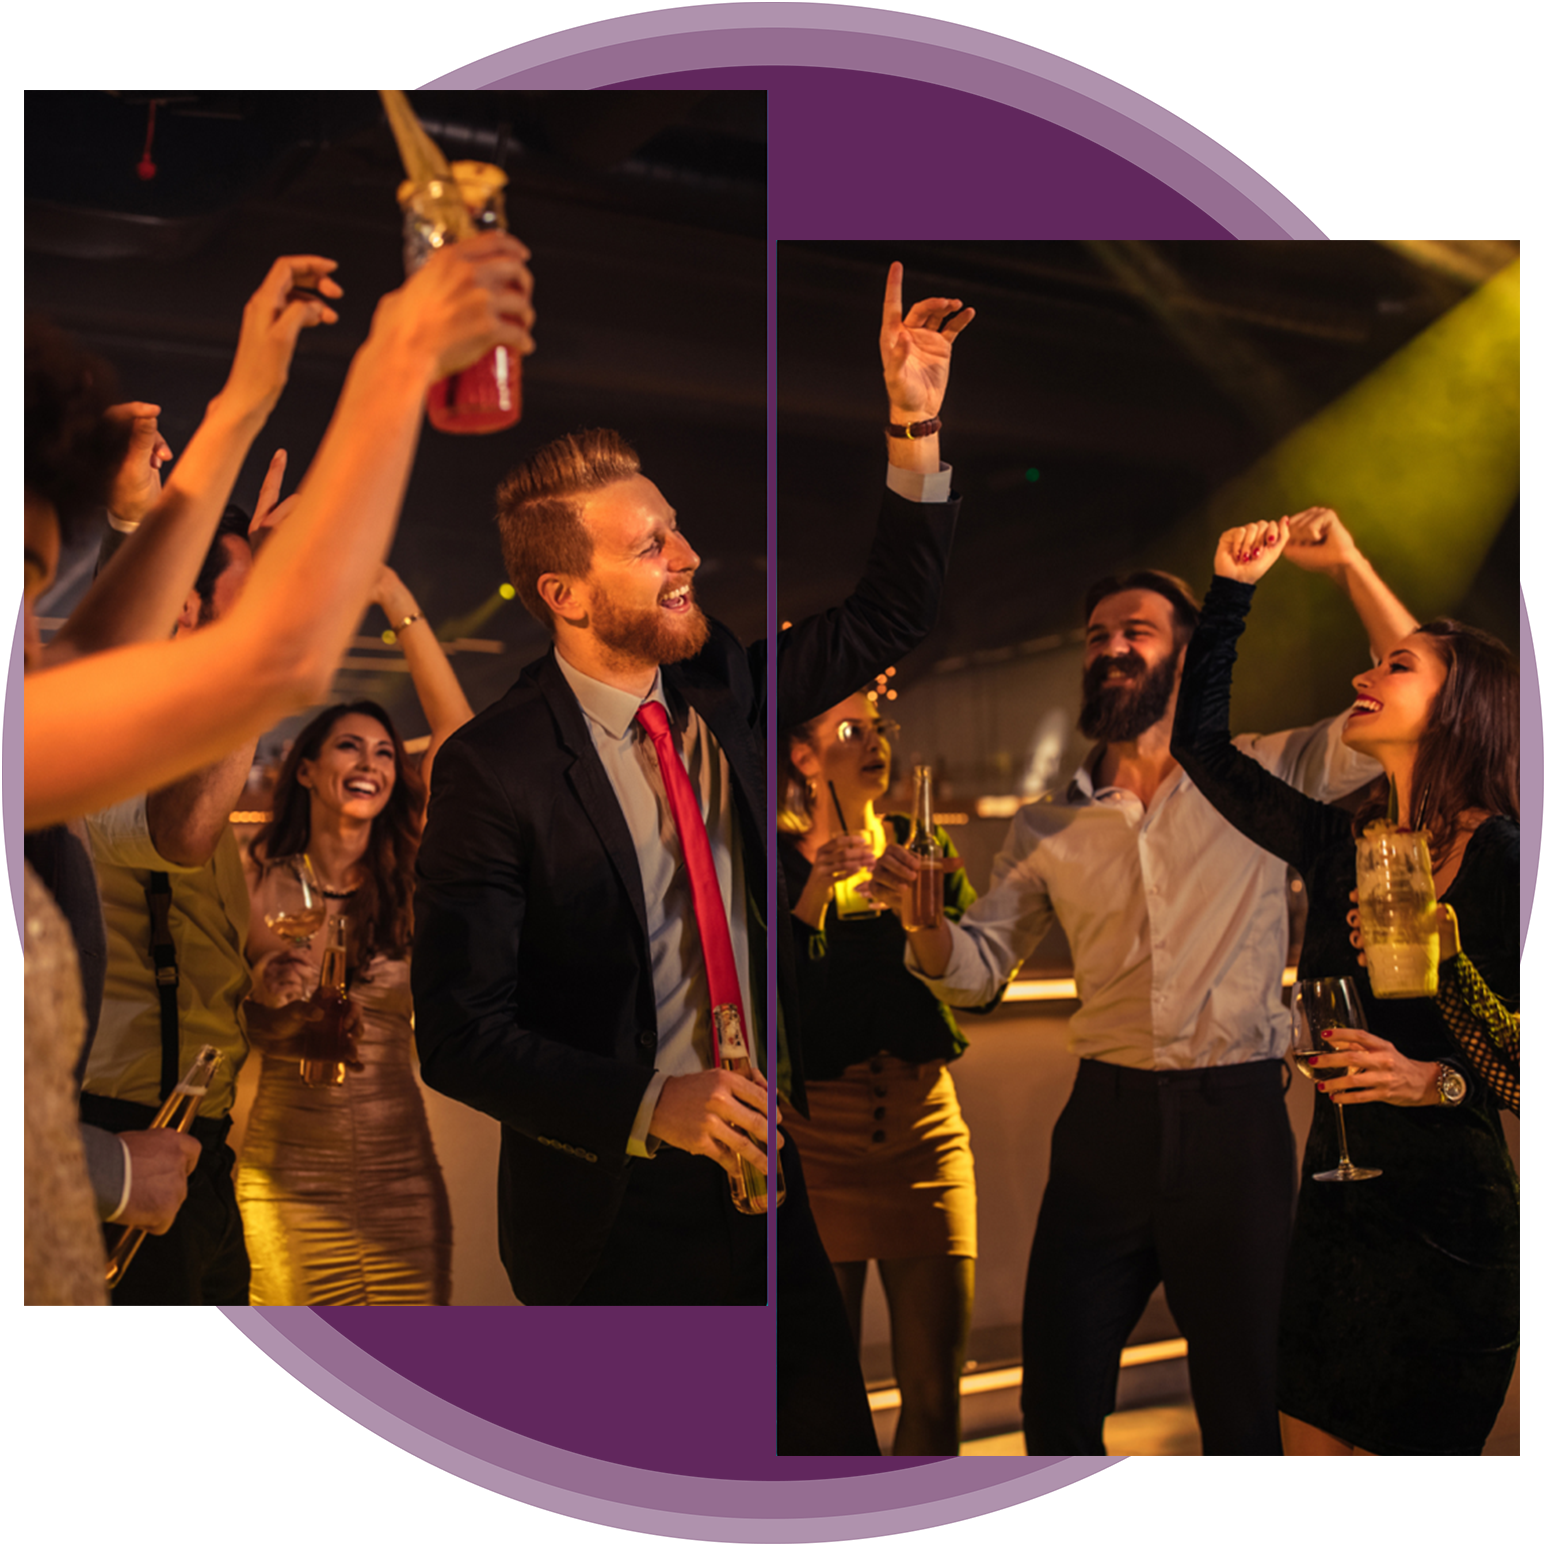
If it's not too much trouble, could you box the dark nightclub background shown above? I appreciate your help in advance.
[27,89,767,756]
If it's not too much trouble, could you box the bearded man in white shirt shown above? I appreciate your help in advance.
[871,512,1413,1455]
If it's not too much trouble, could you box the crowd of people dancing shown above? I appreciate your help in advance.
[23,239,1517,1460]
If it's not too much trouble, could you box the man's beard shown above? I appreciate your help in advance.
[1077,646,1180,744]
[590,582,711,668]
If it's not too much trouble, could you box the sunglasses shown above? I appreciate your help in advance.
[835,718,901,745]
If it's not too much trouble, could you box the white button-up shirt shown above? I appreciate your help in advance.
[911,717,1378,1068]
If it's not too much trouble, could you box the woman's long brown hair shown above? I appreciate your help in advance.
[251,701,425,973]
[1355,618,1519,865]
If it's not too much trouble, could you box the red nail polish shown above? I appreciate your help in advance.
[1316,1082,1326,1092]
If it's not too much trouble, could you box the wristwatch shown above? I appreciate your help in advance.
[1434,1063,1468,1106]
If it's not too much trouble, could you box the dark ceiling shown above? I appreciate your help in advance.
[26,89,767,740]
[777,238,1521,713]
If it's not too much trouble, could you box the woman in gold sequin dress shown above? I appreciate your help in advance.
[238,570,473,1305]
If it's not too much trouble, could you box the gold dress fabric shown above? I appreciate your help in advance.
[24,863,108,1305]
[236,956,452,1305]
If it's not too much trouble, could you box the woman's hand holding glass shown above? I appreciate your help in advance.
[793,833,879,930]
[1336,889,1453,1107]
[1307,1026,1443,1108]
[246,950,365,1071]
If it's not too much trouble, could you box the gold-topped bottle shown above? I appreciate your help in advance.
[714,1006,785,1214]
[906,764,945,931]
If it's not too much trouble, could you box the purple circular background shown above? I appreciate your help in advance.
[9,5,1524,1541]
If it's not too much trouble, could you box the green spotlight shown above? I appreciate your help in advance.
[1025,467,1042,483]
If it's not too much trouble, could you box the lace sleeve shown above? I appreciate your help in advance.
[1436,951,1520,1113]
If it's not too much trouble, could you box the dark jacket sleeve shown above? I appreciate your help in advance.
[776,487,958,731]
[1170,576,1345,874]
[411,732,654,1161]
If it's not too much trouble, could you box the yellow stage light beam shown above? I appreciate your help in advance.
[1159,262,1518,730]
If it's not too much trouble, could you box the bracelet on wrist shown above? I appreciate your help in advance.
[392,611,423,639]
[885,416,942,440]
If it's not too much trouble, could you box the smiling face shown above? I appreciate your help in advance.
[297,713,398,825]
[1344,631,1448,757]
[557,475,710,669]
[1078,588,1185,743]
[791,693,895,813]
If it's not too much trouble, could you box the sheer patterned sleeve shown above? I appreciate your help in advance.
[1171,576,1347,875]
[1437,950,1520,1113]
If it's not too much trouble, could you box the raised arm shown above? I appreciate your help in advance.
[776,263,974,728]
[47,256,342,663]
[1170,523,1345,874]
[1280,506,1420,662]
[25,231,535,830]
[369,564,474,798]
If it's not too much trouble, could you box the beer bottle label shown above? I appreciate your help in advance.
[714,1005,750,1063]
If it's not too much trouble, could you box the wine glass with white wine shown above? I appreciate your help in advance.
[1289,976,1382,1182]
[262,853,326,952]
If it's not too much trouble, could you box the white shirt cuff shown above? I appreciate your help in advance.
[626,1070,670,1157]
[886,461,953,503]
[102,1138,133,1223]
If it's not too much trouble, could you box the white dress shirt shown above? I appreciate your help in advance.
[911,719,1378,1068]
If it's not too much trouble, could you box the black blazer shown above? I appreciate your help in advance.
[412,487,958,1304]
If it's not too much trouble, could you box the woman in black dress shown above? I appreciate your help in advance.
[779,692,978,1454]
[1171,515,1519,1455]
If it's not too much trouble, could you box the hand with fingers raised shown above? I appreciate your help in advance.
[880,260,975,427]
[247,448,300,551]
[221,255,345,423]
[103,401,174,524]
[1215,516,1292,585]
[1281,505,1359,575]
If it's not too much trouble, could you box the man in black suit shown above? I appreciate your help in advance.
[412,265,971,1450]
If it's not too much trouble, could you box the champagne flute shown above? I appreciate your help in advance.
[262,853,326,948]
[1290,976,1382,1182]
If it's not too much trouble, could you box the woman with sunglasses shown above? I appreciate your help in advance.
[779,692,980,1454]
[1170,513,1518,1455]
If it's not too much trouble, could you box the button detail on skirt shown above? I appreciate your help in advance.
[871,1129,886,1144]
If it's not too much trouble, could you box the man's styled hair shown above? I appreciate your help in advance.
[494,428,642,631]
[1083,569,1201,646]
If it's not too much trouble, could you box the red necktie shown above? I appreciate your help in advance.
[635,699,751,1069]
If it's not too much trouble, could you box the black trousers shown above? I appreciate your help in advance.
[777,1136,881,1455]
[570,1144,767,1306]
[570,1135,876,1450]
[80,1093,251,1307]
[1021,1058,1295,1456]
